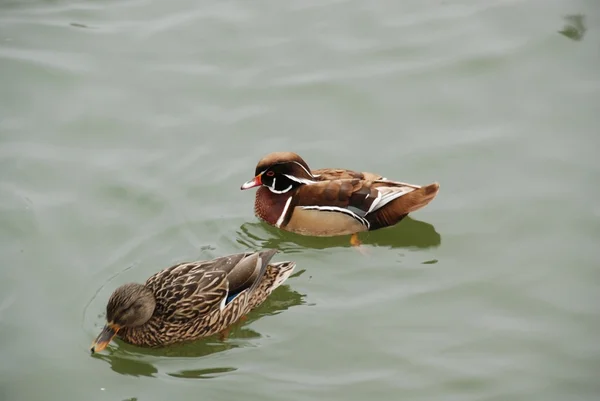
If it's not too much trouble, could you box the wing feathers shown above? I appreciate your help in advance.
[145,251,278,322]
[293,178,417,225]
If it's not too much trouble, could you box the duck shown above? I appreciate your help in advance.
[90,249,295,353]
[240,152,439,246]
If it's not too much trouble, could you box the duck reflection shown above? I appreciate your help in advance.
[559,14,586,41]
[236,217,441,252]
[92,282,306,378]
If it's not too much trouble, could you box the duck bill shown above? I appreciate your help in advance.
[240,175,262,190]
[90,324,119,354]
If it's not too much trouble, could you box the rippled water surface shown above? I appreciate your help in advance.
[1,1,599,400]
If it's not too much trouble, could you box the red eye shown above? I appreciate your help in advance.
[266,171,275,177]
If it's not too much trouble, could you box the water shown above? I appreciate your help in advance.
[1,0,599,400]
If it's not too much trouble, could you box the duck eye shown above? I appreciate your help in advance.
[266,171,275,177]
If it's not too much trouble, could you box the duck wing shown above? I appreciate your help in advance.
[145,250,278,322]
[289,178,419,229]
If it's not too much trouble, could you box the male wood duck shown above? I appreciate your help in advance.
[90,250,295,353]
[240,152,439,246]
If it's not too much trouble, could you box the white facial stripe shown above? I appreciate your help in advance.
[300,205,370,229]
[269,177,294,194]
[290,161,315,178]
[268,184,293,194]
[276,196,293,228]
[283,174,317,185]
[258,160,313,178]
[258,161,316,187]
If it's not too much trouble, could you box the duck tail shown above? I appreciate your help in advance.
[268,261,296,290]
[245,258,296,311]
[402,182,440,214]
[369,182,439,229]
[246,249,279,294]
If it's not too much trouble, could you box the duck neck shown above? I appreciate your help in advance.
[254,187,294,227]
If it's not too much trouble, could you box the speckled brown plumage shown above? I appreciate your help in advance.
[241,152,440,237]
[92,250,295,350]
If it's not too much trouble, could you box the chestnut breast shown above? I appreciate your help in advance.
[254,187,293,225]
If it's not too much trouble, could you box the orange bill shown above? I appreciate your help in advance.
[240,174,262,190]
[90,323,119,354]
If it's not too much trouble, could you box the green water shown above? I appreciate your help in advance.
[1,1,599,400]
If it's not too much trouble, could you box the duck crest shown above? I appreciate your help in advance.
[254,186,294,227]
[255,151,311,176]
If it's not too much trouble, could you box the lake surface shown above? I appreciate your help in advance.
[1,0,599,400]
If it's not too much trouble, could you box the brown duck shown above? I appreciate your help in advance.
[90,249,295,353]
[240,152,439,246]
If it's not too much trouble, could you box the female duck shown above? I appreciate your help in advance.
[90,249,295,353]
